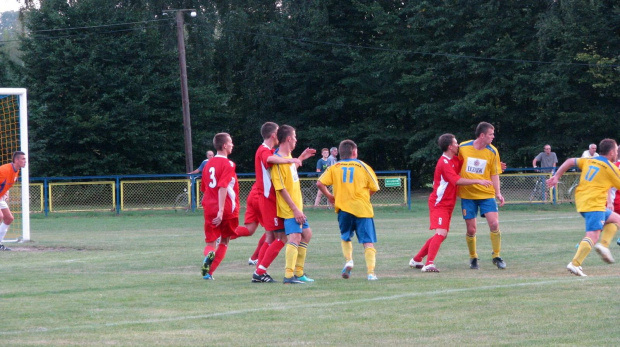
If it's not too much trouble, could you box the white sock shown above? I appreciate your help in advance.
[0,223,8,242]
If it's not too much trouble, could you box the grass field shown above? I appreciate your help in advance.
[1,204,619,346]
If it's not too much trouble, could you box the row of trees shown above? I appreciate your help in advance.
[0,0,618,185]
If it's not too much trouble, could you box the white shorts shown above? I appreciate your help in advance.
[0,200,8,209]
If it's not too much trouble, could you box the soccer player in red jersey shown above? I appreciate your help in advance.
[234,122,314,283]
[0,151,26,251]
[603,159,620,252]
[409,134,491,272]
[200,133,241,280]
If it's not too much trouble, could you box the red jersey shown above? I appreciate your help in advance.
[613,161,620,213]
[200,155,240,220]
[428,155,462,210]
[0,163,20,198]
[253,143,277,200]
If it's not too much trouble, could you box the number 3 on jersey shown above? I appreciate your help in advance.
[208,167,217,188]
[341,167,355,183]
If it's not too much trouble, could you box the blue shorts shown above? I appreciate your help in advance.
[283,218,310,235]
[461,198,498,220]
[338,211,377,244]
[580,210,612,232]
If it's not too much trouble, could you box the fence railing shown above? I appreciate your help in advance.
[28,171,411,215]
[20,168,583,215]
[501,168,580,205]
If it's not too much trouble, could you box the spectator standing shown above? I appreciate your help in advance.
[581,144,598,158]
[532,145,558,172]
[188,150,214,174]
[327,147,338,166]
[314,148,330,206]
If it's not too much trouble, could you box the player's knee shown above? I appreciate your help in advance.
[436,229,448,237]
[288,233,301,244]
[3,215,14,225]
[302,228,312,242]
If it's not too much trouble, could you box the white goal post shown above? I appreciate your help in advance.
[0,88,30,242]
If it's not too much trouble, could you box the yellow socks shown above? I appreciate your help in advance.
[599,223,618,248]
[572,237,593,267]
[341,240,353,262]
[466,234,478,259]
[294,242,308,277]
[490,229,502,258]
[285,243,298,278]
[364,247,376,275]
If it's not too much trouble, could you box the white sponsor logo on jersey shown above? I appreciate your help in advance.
[466,157,486,175]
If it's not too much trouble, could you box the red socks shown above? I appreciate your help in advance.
[256,239,285,275]
[251,233,267,260]
[203,245,216,257]
[209,244,228,275]
[230,226,251,240]
[414,236,433,262]
[426,234,446,265]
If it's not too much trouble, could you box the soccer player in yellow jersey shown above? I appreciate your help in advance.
[317,140,380,280]
[458,122,506,270]
[271,125,316,284]
[547,138,620,276]
[0,151,26,251]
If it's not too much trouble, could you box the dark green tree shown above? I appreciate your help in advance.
[22,0,189,176]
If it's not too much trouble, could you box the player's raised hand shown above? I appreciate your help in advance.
[546,176,559,188]
[298,148,316,161]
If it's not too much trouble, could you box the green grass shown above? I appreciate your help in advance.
[1,205,619,346]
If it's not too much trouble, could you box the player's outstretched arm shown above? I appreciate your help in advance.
[456,178,492,187]
[267,155,302,167]
[547,158,577,188]
[298,148,317,162]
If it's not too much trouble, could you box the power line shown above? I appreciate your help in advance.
[1,17,618,69]
[0,18,172,45]
[218,27,620,69]
[29,18,172,33]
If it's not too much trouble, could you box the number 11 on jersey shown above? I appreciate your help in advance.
[341,167,355,183]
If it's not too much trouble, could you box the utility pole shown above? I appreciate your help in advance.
[164,9,196,173]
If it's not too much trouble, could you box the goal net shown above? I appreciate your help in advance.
[0,88,30,242]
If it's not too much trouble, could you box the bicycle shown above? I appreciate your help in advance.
[529,176,549,203]
[174,188,190,211]
[566,180,578,203]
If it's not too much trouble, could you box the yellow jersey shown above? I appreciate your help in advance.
[457,140,502,200]
[318,159,379,218]
[271,154,303,219]
[574,157,620,212]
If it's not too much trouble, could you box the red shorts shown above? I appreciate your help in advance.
[244,189,262,226]
[259,194,283,231]
[429,206,453,231]
[203,216,239,243]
